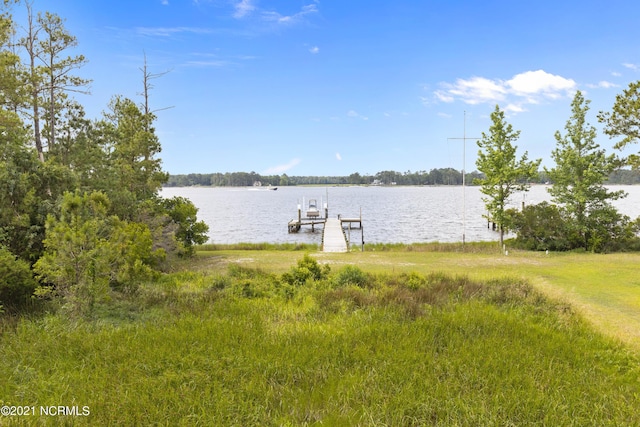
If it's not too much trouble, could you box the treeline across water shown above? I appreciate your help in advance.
[165,168,640,187]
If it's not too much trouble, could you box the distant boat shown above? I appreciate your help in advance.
[270,187,278,191]
[306,199,320,218]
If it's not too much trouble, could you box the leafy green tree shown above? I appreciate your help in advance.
[475,105,541,246]
[162,196,209,256]
[0,246,37,310]
[547,91,625,251]
[598,80,640,169]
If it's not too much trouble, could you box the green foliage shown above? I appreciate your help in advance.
[475,105,541,246]
[548,91,625,250]
[333,265,372,288]
[584,205,640,253]
[162,196,209,256]
[112,221,162,288]
[510,202,579,251]
[33,191,161,316]
[598,80,640,169]
[0,246,37,308]
[281,254,330,286]
[2,264,640,425]
[511,201,640,253]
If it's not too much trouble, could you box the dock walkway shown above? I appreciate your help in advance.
[322,218,348,252]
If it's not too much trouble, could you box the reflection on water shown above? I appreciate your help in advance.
[160,186,640,245]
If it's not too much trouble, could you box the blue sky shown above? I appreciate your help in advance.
[11,0,640,175]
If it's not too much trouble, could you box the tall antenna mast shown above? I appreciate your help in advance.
[447,111,480,246]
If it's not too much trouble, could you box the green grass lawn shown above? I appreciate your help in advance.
[1,246,640,425]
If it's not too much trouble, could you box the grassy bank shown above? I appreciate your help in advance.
[197,244,640,348]
[1,248,640,425]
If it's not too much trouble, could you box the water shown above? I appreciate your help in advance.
[160,185,640,245]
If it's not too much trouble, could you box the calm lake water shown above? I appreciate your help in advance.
[160,185,640,245]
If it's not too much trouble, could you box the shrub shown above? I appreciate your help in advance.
[161,196,209,256]
[0,247,37,308]
[509,202,580,251]
[511,201,640,253]
[281,254,330,287]
[334,265,372,288]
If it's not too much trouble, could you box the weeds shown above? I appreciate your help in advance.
[1,254,640,425]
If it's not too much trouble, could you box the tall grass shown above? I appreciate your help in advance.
[1,259,639,425]
[197,242,318,251]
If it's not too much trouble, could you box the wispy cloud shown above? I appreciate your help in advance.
[433,69,576,113]
[263,158,301,175]
[309,46,320,54]
[135,26,216,37]
[263,3,318,24]
[182,60,232,68]
[161,0,169,5]
[347,110,368,120]
[234,2,319,25]
[623,63,639,71]
[336,152,342,161]
[586,80,619,89]
[233,0,255,19]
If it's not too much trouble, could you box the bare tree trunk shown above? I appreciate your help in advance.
[24,1,44,162]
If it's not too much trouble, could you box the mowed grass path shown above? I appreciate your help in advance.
[199,248,640,350]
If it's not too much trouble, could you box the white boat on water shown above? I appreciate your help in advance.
[306,199,320,218]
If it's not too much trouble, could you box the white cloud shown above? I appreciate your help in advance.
[233,0,255,18]
[347,110,368,120]
[161,0,169,5]
[135,26,214,37]
[262,3,318,24]
[504,103,526,114]
[336,152,342,161]
[446,76,508,105]
[612,71,622,77]
[183,60,232,68]
[506,70,575,98]
[309,46,319,54]
[586,80,619,89]
[263,158,301,175]
[433,69,576,114]
[623,63,639,70]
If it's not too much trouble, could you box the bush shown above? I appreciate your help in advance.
[334,265,372,288]
[161,196,209,256]
[585,206,640,253]
[509,202,580,251]
[0,247,37,308]
[511,202,640,253]
[281,254,330,287]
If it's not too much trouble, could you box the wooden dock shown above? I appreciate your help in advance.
[287,200,362,252]
[287,218,325,233]
[322,218,348,252]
